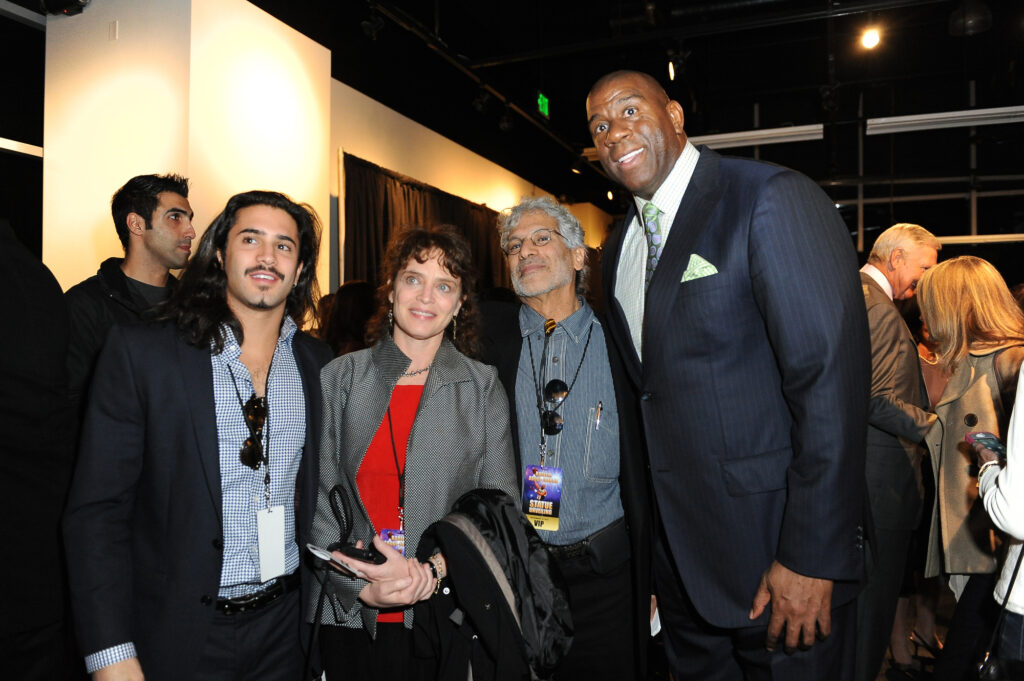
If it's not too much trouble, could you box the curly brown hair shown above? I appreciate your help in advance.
[365,225,481,358]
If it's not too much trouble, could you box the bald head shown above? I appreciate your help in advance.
[588,70,670,105]
[586,70,686,200]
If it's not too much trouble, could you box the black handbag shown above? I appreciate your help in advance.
[978,548,1024,680]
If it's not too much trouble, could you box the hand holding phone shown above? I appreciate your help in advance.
[966,431,1007,459]
[306,543,366,578]
[338,543,387,565]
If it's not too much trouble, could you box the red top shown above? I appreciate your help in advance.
[357,385,423,623]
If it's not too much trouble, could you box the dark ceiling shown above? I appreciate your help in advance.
[244,0,1024,222]
[2,0,1023,256]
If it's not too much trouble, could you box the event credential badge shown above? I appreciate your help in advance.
[522,464,562,532]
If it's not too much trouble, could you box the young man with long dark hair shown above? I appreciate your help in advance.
[64,190,333,681]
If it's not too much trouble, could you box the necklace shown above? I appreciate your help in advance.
[402,364,432,377]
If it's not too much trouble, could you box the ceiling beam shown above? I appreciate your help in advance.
[0,0,45,28]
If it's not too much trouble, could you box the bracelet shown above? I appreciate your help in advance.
[428,552,446,580]
[978,459,1004,488]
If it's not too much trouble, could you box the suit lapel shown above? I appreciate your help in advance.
[642,147,723,353]
[178,337,222,521]
[602,206,642,382]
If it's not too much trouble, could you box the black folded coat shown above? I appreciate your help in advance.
[415,488,574,681]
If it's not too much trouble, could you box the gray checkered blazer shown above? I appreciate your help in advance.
[308,334,518,635]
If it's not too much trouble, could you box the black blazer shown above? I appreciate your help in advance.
[63,321,331,680]
[481,300,652,678]
[601,146,871,629]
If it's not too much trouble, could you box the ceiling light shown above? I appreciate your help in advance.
[668,60,676,81]
[361,15,385,41]
[949,0,992,36]
[607,191,614,201]
[471,88,491,114]
[861,27,880,49]
[498,109,514,132]
[40,0,90,15]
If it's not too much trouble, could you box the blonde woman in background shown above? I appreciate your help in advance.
[917,255,1024,680]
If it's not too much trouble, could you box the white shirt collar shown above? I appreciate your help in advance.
[631,140,699,232]
[860,263,894,301]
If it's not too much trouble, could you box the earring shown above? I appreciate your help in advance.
[451,315,457,341]
[388,307,393,331]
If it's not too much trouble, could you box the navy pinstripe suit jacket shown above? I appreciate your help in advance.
[601,146,871,629]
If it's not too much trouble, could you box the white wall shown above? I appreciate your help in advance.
[188,0,330,281]
[41,1,606,291]
[43,0,191,289]
[43,0,331,293]
[329,80,612,281]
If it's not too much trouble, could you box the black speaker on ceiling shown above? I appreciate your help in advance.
[39,0,90,16]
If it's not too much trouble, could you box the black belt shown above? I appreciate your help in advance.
[545,516,628,563]
[216,571,300,615]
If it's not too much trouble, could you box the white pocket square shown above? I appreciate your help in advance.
[681,254,718,282]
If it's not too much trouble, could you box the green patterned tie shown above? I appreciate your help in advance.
[641,202,664,290]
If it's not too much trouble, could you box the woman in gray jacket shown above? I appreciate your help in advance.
[308,225,518,680]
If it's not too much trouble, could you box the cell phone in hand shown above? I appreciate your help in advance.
[338,543,387,565]
[966,431,1007,458]
[306,543,366,578]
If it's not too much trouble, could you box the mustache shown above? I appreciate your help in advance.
[515,256,543,277]
[244,266,285,280]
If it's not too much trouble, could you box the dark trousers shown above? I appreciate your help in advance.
[552,552,635,680]
[193,589,305,681]
[935,572,1000,681]
[320,622,433,681]
[654,533,856,681]
[854,525,914,681]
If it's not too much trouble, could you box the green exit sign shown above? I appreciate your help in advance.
[537,91,549,118]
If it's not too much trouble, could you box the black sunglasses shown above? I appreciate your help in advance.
[240,393,268,470]
[541,379,569,436]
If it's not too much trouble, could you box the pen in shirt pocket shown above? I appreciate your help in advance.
[595,401,602,430]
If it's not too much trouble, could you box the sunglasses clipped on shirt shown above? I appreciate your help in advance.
[239,393,268,470]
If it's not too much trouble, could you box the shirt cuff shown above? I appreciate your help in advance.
[85,642,137,673]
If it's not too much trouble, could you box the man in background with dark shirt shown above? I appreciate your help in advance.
[64,173,194,414]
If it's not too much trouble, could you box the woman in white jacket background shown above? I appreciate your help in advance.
[978,370,1024,662]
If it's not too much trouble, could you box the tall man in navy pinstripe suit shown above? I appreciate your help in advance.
[587,70,871,680]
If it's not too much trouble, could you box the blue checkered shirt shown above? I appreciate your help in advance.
[514,300,624,544]
[85,319,307,673]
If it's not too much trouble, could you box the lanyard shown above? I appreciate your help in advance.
[226,355,274,505]
[526,319,593,464]
[385,407,405,531]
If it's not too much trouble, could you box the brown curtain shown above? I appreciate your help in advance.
[343,154,509,291]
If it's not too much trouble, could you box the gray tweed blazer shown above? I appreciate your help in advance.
[308,334,518,635]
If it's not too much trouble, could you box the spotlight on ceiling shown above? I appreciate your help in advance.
[498,109,514,132]
[571,157,587,175]
[471,88,491,114]
[667,49,688,82]
[948,0,992,36]
[40,0,90,15]
[361,14,385,40]
[607,190,614,201]
[861,27,881,49]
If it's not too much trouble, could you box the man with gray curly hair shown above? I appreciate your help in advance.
[483,196,652,680]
